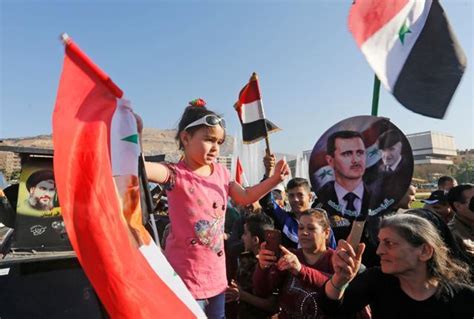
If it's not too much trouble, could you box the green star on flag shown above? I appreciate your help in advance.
[318,169,333,179]
[398,21,411,44]
[369,148,379,157]
[121,134,139,144]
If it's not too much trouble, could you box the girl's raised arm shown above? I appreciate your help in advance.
[229,159,289,205]
[134,112,170,184]
[145,162,170,184]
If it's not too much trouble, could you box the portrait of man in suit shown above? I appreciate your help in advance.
[315,130,371,238]
[378,130,408,174]
[310,117,413,267]
[366,129,412,210]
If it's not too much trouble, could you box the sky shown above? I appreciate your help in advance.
[1,0,473,156]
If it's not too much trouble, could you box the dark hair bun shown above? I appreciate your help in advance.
[188,98,206,108]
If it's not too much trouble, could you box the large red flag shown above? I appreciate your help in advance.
[52,34,204,318]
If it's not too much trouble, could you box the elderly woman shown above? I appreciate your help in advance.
[323,212,474,319]
[253,208,335,318]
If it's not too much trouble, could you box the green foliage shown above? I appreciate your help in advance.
[450,160,474,184]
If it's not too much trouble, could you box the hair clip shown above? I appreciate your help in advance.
[189,98,206,108]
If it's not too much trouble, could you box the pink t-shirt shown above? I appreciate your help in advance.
[165,161,230,299]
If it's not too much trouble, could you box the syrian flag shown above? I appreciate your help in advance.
[234,73,280,144]
[235,157,244,185]
[349,0,467,119]
[52,34,205,319]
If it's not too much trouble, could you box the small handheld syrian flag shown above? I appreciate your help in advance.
[53,34,205,319]
[235,157,244,185]
[349,0,467,119]
[234,73,280,144]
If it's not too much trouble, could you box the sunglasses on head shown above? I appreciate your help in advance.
[184,114,226,131]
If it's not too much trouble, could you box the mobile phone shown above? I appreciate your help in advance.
[264,229,282,258]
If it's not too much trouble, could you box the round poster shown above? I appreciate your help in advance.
[309,116,413,221]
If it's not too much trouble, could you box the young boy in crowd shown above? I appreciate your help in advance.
[259,154,336,249]
[225,214,277,319]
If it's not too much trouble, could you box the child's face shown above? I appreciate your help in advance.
[182,125,225,167]
[241,224,256,252]
[287,186,311,214]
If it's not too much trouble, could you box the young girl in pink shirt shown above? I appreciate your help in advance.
[138,99,289,318]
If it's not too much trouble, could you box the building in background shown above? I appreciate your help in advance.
[406,131,460,183]
[406,131,457,165]
[453,149,474,165]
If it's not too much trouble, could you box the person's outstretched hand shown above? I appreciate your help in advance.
[277,245,302,276]
[331,239,365,288]
[272,159,290,183]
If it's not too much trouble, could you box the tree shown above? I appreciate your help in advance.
[453,160,474,183]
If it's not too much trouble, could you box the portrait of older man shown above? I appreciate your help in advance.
[25,170,56,211]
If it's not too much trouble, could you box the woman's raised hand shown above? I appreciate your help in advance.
[277,245,302,276]
[331,239,365,287]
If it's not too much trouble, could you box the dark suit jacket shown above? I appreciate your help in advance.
[315,181,371,237]
[367,157,412,211]
[314,181,379,267]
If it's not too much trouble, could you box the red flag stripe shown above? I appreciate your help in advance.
[238,74,261,104]
[348,0,410,47]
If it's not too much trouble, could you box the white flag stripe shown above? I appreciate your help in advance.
[139,242,206,318]
[360,0,431,91]
[241,100,265,124]
[365,142,381,168]
[111,98,140,176]
[112,101,205,318]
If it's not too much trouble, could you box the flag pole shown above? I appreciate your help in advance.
[59,33,123,99]
[348,75,380,251]
[371,74,381,116]
[264,137,272,156]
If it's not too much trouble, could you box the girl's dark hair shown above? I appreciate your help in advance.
[175,99,225,150]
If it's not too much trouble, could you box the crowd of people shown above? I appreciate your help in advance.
[136,100,474,319]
